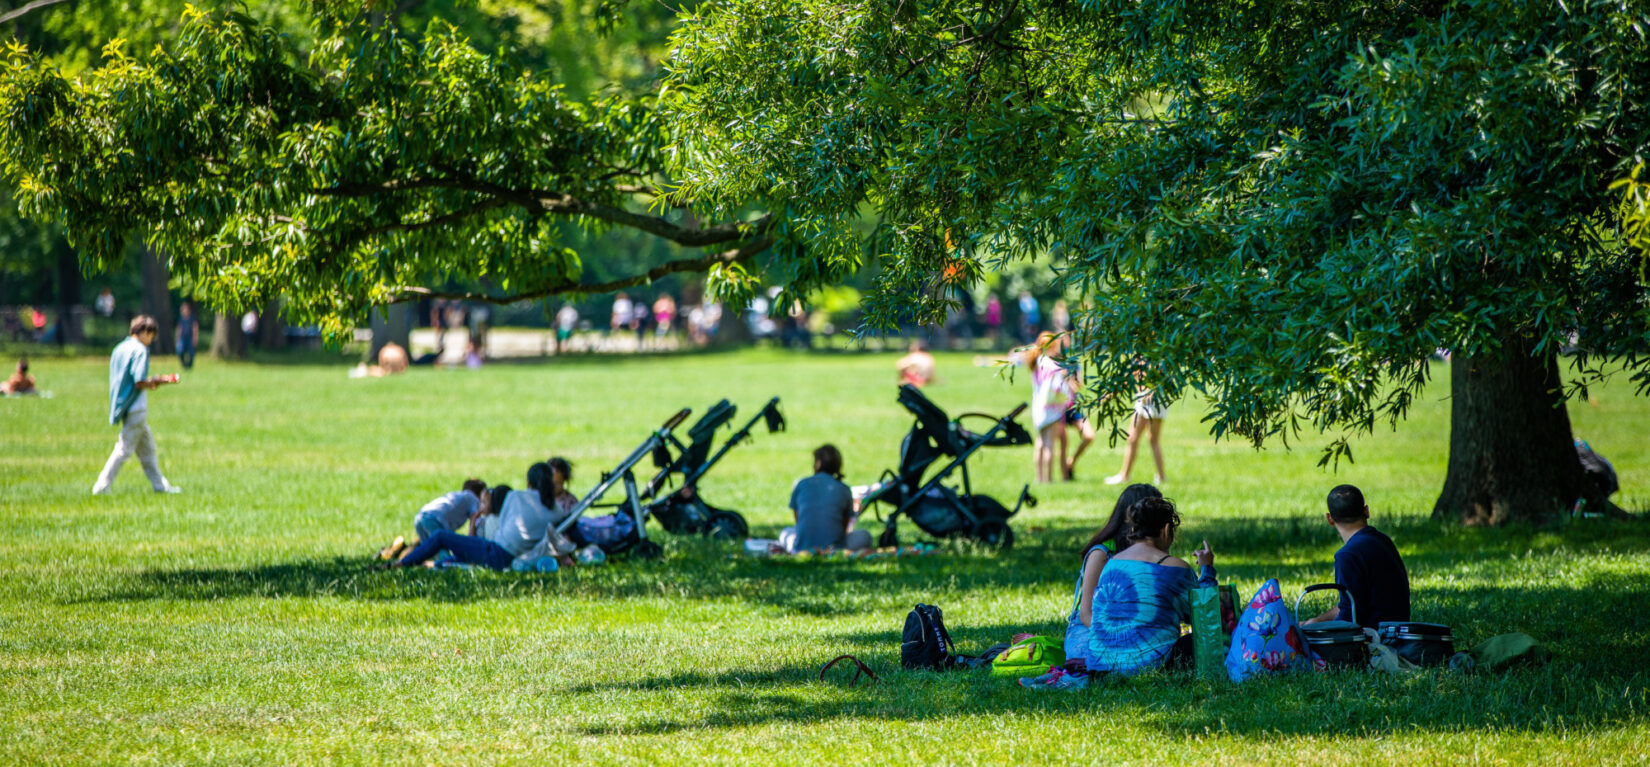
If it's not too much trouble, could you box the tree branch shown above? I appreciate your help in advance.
[389,235,775,305]
[0,0,70,25]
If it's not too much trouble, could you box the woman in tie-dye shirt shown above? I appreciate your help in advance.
[1088,497,1217,675]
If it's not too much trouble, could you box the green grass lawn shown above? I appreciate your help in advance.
[3,348,1648,765]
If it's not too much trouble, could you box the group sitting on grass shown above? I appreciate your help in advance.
[381,457,583,571]
[1025,482,1411,689]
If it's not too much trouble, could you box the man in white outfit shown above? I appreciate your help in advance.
[93,315,182,494]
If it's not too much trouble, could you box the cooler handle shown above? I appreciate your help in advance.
[1295,582,1357,626]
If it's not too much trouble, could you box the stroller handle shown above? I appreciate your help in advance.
[662,408,692,431]
[1006,402,1028,420]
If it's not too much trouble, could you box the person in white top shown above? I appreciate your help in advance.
[1027,332,1070,484]
[93,315,181,494]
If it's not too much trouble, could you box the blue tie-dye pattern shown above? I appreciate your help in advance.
[1087,559,1196,675]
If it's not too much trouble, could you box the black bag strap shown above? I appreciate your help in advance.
[819,654,880,685]
[919,604,955,655]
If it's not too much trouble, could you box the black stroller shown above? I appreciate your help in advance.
[553,399,784,559]
[641,397,785,541]
[859,385,1036,549]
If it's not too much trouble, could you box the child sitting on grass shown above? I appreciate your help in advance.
[412,479,489,540]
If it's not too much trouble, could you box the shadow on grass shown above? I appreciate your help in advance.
[562,644,1650,739]
[83,517,1650,615]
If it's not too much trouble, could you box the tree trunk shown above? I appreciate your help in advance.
[139,247,175,355]
[258,298,286,350]
[53,248,83,345]
[1432,340,1613,525]
[368,304,411,362]
[210,312,248,360]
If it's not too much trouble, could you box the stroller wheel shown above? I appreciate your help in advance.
[877,523,899,549]
[706,511,748,541]
[632,540,665,560]
[971,519,1014,549]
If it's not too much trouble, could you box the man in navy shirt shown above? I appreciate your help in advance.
[1305,484,1410,629]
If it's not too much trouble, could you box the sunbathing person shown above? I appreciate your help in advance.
[1,358,35,395]
[1064,483,1162,672]
[779,444,871,553]
[1303,484,1410,628]
[412,478,488,539]
[1087,497,1216,676]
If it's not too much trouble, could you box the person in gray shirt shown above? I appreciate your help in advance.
[780,444,872,553]
[412,479,488,539]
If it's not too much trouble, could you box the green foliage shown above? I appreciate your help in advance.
[664,0,1650,447]
[0,6,778,339]
[2,351,1649,762]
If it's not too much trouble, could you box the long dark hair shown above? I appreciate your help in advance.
[1082,483,1161,554]
[487,484,512,516]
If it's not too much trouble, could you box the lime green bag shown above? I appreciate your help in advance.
[990,635,1066,678]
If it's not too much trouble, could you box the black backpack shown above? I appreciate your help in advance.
[901,603,957,670]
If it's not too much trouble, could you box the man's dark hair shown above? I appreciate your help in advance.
[129,314,159,335]
[461,478,486,498]
[1327,484,1368,522]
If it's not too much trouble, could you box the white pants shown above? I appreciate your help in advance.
[778,526,873,554]
[93,410,169,492]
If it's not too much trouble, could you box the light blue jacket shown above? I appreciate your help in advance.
[108,336,149,425]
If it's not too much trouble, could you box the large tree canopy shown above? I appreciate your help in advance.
[0,3,853,338]
[662,0,1650,522]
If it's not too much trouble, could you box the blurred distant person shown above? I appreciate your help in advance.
[1052,299,1071,334]
[240,310,258,338]
[94,288,115,318]
[610,292,633,340]
[175,302,199,370]
[897,340,937,387]
[1017,291,1041,343]
[30,307,47,339]
[430,298,448,349]
[93,315,181,495]
[556,303,579,353]
[687,304,708,345]
[1,358,36,395]
[632,301,650,348]
[464,338,484,369]
[653,293,677,338]
[377,341,409,375]
[984,294,1004,348]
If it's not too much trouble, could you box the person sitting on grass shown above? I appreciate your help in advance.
[1063,485,1162,670]
[412,478,489,540]
[1303,484,1410,629]
[1086,497,1216,677]
[1,357,36,395]
[779,444,871,553]
[391,463,576,570]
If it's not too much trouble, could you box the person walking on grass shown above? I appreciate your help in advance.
[1105,363,1168,486]
[92,315,181,495]
[1303,484,1411,629]
[175,302,199,370]
[1027,332,1069,484]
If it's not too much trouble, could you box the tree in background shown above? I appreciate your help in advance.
[661,0,1650,524]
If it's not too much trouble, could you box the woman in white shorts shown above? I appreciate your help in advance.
[1105,381,1167,486]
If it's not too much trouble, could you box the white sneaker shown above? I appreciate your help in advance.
[157,484,182,494]
[91,484,110,495]
[1153,474,1167,486]
[1103,474,1126,485]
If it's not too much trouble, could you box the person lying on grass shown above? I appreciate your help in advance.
[1063,483,1163,674]
[1302,484,1410,629]
[412,478,489,540]
[778,444,871,554]
[1086,497,1217,677]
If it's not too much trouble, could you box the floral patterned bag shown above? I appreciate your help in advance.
[1224,579,1317,683]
